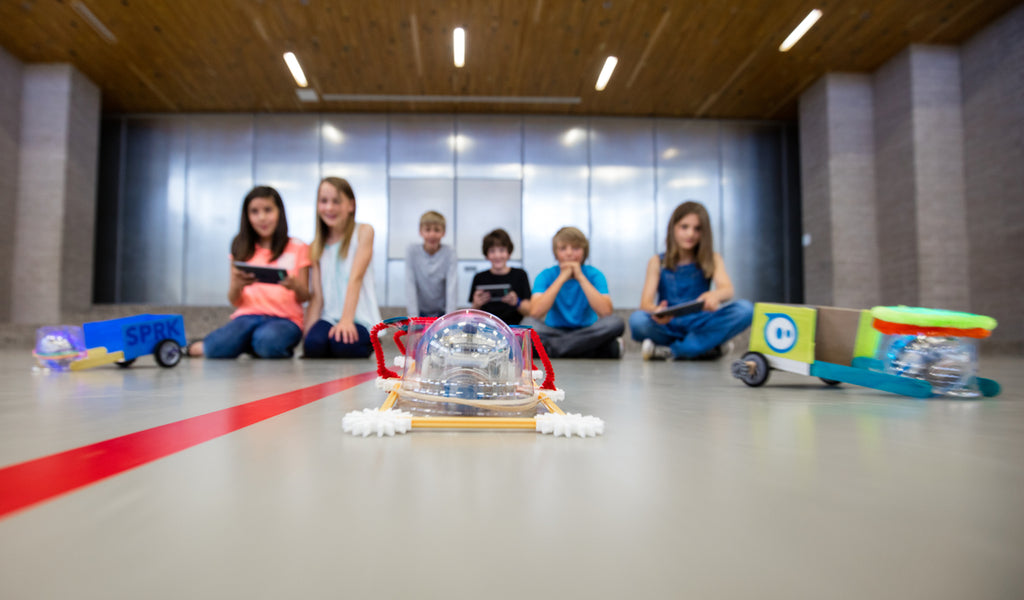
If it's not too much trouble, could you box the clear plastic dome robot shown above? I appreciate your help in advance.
[343,309,603,438]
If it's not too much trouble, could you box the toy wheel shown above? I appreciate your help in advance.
[733,352,770,387]
[116,359,136,368]
[154,339,182,368]
[819,377,841,386]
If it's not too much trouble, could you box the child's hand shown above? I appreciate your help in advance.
[652,300,672,325]
[231,267,256,288]
[502,291,519,306]
[471,289,490,308]
[697,292,720,311]
[559,261,582,280]
[279,273,300,291]
[329,319,359,344]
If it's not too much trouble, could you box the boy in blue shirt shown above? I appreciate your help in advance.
[523,226,625,358]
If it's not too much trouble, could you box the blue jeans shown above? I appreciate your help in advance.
[303,320,372,358]
[629,300,753,359]
[203,315,302,359]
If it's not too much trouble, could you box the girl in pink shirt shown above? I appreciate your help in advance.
[187,186,311,358]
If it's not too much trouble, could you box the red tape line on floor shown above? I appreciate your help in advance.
[0,371,376,520]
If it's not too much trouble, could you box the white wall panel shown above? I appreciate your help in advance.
[387,178,454,259]
[589,118,656,307]
[389,115,454,178]
[254,114,320,243]
[184,115,254,305]
[455,179,522,260]
[522,117,590,283]
[655,120,722,253]
[321,114,389,301]
[455,115,522,179]
[119,117,187,304]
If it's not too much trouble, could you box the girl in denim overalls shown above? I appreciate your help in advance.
[629,201,753,360]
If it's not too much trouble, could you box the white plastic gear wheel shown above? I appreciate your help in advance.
[534,413,604,438]
[342,408,413,437]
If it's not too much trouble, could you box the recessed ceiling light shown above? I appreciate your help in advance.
[779,9,822,52]
[595,56,618,91]
[71,1,117,44]
[453,27,466,68]
[296,88,318,102]
[283,52,308,87]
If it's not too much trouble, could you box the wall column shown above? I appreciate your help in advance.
[873,45,969,310]
[12,64,100,323]
[798,73,879,308]
[0,48,24,322]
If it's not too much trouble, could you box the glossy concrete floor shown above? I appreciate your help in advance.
[0,348,1022,600]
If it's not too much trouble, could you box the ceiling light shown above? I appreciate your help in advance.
[283,52,308,87]
[296,88,318,102]
[453,27,465,67]
[779,9,822,52]
[595,57,618,91]
[71,1,117,44]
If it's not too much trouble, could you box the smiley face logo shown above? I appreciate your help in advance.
[764,313,798,353]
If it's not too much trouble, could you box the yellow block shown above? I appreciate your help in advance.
[749,303,817,364]
[70,347,125,371]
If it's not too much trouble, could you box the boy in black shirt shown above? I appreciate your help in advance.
[469,229,531,325]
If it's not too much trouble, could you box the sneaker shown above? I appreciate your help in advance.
[641,339,672,361]
[600,336,625,359]
[719,340,735,358]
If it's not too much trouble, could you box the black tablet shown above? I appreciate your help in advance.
[475,283,511,299]
[653,299,704,318]
[233,261,287,284]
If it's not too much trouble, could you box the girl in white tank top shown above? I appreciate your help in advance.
[303,177,381,358]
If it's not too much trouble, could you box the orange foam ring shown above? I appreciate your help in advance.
[872,318,991,339]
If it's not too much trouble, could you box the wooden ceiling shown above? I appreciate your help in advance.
[0,0,1018,119]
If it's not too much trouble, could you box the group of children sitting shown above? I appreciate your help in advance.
[186,179,754,362]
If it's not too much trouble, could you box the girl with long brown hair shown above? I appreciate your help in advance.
[628,201,752,360]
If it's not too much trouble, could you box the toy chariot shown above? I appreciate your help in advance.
[731,303,1001,399]
[342,309,604,437]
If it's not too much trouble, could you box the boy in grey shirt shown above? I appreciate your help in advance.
[405,210,457,317]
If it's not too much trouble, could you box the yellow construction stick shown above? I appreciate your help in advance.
[539,394,564,415]
[379,390,399,411]
[410,417,537,430]
[70,348,125,371]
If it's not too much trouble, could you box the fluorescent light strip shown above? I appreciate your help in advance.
[779,9,822,52]
[595,56,618,91]
[453,27,466,68]
[320,94,581,105]
[71,1,117,44]
[283,52,308,87]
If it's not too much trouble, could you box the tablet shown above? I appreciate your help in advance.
[653,299,705,318]
[233,261,287,284]
[475,283,511,299]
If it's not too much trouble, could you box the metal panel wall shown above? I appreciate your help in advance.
[184,115,254,305]
[119,117,187,304]
[253,114,320,243]
[95,113,798,309]
[386,178,455,307]
[455,179,522,260]
[720,122,786,303]
[388,115,454,178]
[522,116,590,284]
[655,120,722,254]
[455,115,523,180]
[589,118,656,307]
[320,114,389,305]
